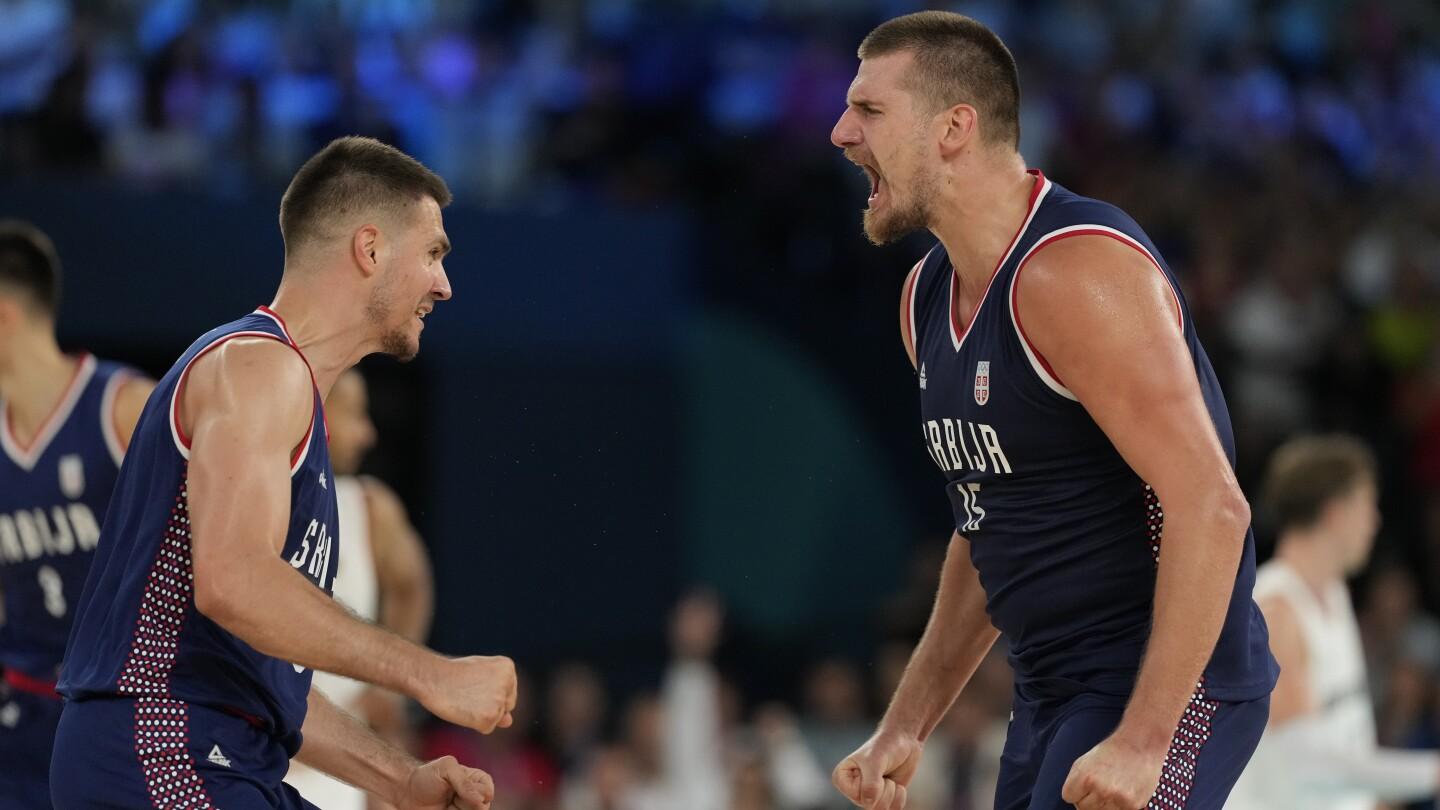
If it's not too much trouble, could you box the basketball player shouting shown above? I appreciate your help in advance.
[51,137,515,809]
[828,12,1276,810]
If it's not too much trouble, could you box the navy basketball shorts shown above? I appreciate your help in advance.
[995,686,1269,810]
[50,697,319,809]
[0,680,64,809]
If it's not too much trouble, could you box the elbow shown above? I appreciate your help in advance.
[192,558,241,625]
[1215,486,1252,541]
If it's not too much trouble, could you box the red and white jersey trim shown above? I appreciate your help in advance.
[902,247,936,356]
[948,173,1053,351]
[1008,223,1184,402]
[256,305,298,344]
[167,329,316,477]
[99,371,133,467]
[0,353,96,471]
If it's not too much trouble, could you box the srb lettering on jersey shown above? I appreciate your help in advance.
[0,504,102,564]
[922,418,1012,475]
[288,518,334,590]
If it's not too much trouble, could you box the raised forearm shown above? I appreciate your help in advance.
[297,688,418,804]
[1119,498,1248,748]
[196,556,441,697]
[881,532,999,742]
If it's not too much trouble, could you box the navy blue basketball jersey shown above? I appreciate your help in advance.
[905,171,1276,702]
[58,307,338,753]
[0,354,135,685]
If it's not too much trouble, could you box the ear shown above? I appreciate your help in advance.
[937,103,979,158]
[1315,495,1351,533]
[0,297,24,336]
[351,224,382,278]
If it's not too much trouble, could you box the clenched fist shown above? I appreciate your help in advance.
[832,731,923,810]
[1061,733,1166,810]
[398,756,494,810]
[416,656,517,734]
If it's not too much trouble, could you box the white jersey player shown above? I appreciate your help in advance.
[1227,435,1440,810]
[285,370,435,808]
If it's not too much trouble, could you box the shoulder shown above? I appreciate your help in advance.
[359,475,410,525]
[1016,232,1179,330]
[191,336,309,396]
[183,337,313,436]
[112,373,156,410]
[108,371,156,449]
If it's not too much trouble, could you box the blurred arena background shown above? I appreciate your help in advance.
[3,0,1440,807]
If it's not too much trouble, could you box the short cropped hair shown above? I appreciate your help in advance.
[279,136,452,255]
[0,220,61,316]
[1262,435,1378,532]
[859,11,1021,147]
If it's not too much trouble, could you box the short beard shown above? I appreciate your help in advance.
[366,284,419,362]
[380,328,417,362]
[858,141,938,242]
[862,166,937,246]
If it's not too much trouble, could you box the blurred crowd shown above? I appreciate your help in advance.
[4,0,1436,503]
[4,0,1440,201]
[5,0,1440,806]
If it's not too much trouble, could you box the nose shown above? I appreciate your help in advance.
[831,107,861,149]
[433,264,453,302]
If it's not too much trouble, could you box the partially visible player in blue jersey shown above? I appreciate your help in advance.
[0,221,154,807]
[828,13,1277,810]
[51,137,516,810]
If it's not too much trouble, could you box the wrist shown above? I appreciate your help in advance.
[381,755,424,807]
[1110,715,1175,756]
[399,649,447,702]
[875,716,926,744]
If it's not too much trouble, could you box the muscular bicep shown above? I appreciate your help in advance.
[184,339,314,612]
[1015,237,1243,512]
[1257,595,1313,726]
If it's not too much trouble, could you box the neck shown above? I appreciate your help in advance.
[267,273,376,399]
[928,151,1035,299]
[1275,532,1344,600]
[0,327,80,442]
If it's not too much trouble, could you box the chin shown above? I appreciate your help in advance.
[380,329,420,362]
[862,200,929,246]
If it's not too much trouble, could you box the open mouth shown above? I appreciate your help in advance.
[863,164,884,206]
[415,307,430,328]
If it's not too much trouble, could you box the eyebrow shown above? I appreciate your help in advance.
[848,98,882,113]
[433,236,451,256]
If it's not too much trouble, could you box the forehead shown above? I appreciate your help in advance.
[848,51,916,101]
[415,195,445,233]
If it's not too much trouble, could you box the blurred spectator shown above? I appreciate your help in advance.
[547,662,609,779]
[800,658,869,810]
[1360,563,1440,715]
